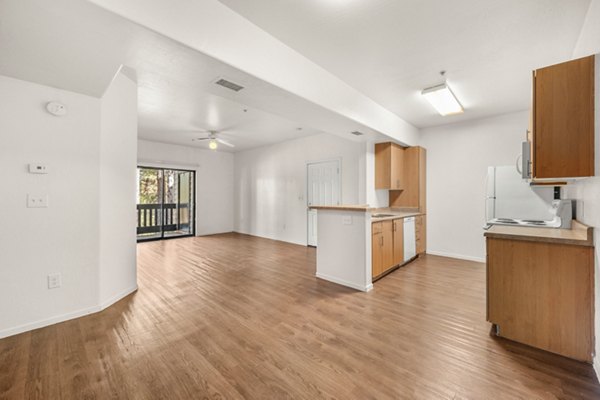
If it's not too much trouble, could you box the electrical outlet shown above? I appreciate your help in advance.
[27,194,49,208]
[342,215,353,225]
[48,273,61,289]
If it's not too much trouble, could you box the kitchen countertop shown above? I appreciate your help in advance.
[370,208,424,221]
[309,205,371,211]
[308,205,425,219]
[484,220,593,247]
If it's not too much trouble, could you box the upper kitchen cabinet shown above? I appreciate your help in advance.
[389,146,426,211]
[532,55,595,179]
[375,142,405,190]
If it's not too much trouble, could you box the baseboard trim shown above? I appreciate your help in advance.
[426,250,485,263]
[316,272,371,292]
[100,284,138,310]
[233,230,307,247]
[0,304,101,339]
[594,357,600,382]
[196,230,234,237]
[0,285,138,340]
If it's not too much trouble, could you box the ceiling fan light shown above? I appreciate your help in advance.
[421,83,463,116]
[209,139,218,150]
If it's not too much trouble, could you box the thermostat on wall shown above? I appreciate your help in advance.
[28,164,49,174]
[46,101,67,116]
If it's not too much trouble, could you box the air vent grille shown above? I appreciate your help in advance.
[215,78,244,92]
[350,131,364,136]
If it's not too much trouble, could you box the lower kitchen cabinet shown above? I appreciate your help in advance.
[486,237,593,362]
[372,220,394,278]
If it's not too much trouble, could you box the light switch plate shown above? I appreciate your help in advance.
[48,273,61,289]
[28,164,49,174]
[27,194,49,208]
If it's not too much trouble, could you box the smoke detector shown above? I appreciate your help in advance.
[46,102,67,116]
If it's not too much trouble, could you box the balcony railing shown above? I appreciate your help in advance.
[137,203,190,234]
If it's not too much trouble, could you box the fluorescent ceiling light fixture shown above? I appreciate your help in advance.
[421,83,464,116]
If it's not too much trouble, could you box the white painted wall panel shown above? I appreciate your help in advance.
[234,134,364,245]
[0,75,101,336]
[419,111,528,261]
[99,70,138,307]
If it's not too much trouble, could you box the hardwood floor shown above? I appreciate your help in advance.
[1,233,599,399]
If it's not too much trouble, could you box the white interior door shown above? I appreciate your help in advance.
[307,160,340,246]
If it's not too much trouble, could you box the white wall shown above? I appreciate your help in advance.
[567,1,600,373]
[137,139,234,235]
[563,55,600,373]
[419,111,530,261]
[99,70,138,307]
[0,73,138,338]
[234,133,364,245]
[573,0,600,58]
[316,210,371,291]
[0,75,101,337]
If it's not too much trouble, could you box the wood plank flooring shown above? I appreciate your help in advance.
[1,233,599,399]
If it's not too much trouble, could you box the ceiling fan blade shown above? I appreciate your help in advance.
[217,124,239,132]
[216,138,235,147]
[193,137,210,141]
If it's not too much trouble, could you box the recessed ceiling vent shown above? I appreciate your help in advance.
[350,130,364,136]
[214,78,244,92]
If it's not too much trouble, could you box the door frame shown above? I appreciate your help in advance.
[136,165,196,242]
[306,158,342,247]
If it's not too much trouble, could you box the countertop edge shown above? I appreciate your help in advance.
[484,220,594,247]
[309,205,370,211]
[370,212,425,221]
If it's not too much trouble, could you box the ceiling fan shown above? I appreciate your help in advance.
[192,130,235,150]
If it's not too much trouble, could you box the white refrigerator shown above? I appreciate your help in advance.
[485,166,554,222]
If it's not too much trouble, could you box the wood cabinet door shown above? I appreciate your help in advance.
[390,145,404,190]
[393,219,404,265]
[389,147,426,211]
[381,220,394,272]
[375,143,391,189]
[372,223,383,278]
[534,55,594,178]
[487,238,593,362]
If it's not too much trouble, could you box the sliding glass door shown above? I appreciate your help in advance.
[136,167,195,241]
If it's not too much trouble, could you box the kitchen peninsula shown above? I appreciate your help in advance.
[309,205,425,291]
[310,144,427,291]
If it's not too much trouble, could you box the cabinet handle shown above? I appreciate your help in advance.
[380,236,383,246]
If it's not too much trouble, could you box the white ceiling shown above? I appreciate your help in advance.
[1,0,368,152]
[217,0,591,128]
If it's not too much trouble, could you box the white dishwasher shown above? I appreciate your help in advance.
[403,217,416,262]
